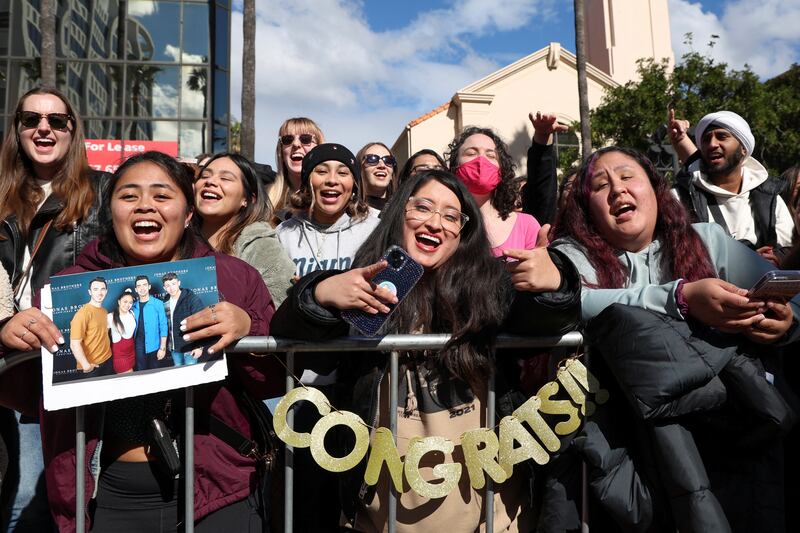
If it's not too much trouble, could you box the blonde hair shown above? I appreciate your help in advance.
[269,117,325,215]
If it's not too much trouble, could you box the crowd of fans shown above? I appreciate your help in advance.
[0,85,797,532]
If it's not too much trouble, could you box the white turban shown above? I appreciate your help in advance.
[695,110,755,157]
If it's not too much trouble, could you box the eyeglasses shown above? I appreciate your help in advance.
[405,197,468,233]
[17,111,73,131]
[411,164,445,174]
[363,154,396,167]
[279,133,316,146]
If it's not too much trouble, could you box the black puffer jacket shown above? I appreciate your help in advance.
[556,304,797,533]
[0,170,110,297]
[271,249,582,527]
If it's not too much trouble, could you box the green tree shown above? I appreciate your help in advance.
[590,38,797,175]
[229,118,241,154]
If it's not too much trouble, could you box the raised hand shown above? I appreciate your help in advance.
[314,261,399,314]
[503,224,562,292]
[529,112,569,145]
[667,108,691,145]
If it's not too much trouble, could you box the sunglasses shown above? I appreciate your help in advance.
[363,154,396,167]
[280,133,316,146]
[17,111,73,131]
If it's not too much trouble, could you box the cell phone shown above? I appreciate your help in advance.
[341,246,424,337]
[748,270,800,300]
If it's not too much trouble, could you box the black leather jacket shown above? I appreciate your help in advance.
[0,170,111,299]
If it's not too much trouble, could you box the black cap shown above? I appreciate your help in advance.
[300,143,360,191]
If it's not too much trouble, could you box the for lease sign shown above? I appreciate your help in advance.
[85,139,179,173]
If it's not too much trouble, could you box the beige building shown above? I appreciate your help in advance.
[391,0,674,173]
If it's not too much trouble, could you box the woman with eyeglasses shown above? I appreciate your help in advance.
[194,153,295,306]
[269,117,325,222]
[356,142,397,211]
[397,148,447,184]
[447,127,544,259]
[272,169,580,532]
[0,86,110,531]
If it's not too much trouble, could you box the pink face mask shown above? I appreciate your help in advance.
[455,156,501,196]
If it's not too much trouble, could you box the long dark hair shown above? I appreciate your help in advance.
[353,170,512,385]
[553,146,717,288]
[445,126,517,220]
[99,151,200,265]
[0,86,93,236]
[112,288,135,335]
[195,152,272,254]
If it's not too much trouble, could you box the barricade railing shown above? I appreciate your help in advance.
[1,332,586,533]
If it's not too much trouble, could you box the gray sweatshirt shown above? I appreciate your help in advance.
[276,211,381,278]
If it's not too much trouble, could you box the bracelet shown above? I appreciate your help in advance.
[676,279,689,318]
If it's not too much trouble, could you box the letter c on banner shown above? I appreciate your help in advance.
[273,387,331,448]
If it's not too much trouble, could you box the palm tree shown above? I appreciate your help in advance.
[574,0,592,160]
[128,65,162,140]
[40,0,57,86]
[240,0,256,158]
[187,60,209,153]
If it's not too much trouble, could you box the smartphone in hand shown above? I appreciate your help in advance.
[748,270,800,300]
[342,246,424,336]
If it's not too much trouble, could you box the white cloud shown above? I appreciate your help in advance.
[669,0,800,78]
[128,0,157,17]
[230,0,554,164]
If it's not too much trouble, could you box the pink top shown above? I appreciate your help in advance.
[491,212,541,257]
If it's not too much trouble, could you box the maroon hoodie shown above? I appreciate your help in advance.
[0,239,282,532]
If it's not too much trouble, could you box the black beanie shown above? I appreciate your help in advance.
[300,143,360,191]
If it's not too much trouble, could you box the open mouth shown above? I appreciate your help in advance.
[415,232,441,252]
[319,190,342,204]
[290,153,304,162]
[612,203,636,220]
[132,220,162,239]
[374,171,388,180]
[33,138,55,149]
[200,189,221,201]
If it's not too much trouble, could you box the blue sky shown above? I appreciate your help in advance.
[230,0,800,165]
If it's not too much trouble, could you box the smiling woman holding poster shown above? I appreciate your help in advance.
[272,169,581,532]
[0,151,282,532]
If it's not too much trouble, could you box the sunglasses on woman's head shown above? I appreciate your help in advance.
[17,111,73,131]
[363,154,396,167]
[280,133,316,146]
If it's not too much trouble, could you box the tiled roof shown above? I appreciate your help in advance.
[407,101,450,128]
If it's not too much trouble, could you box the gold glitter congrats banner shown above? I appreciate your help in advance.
[273,358,608,499]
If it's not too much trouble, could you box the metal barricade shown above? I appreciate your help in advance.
[1,332,586,533]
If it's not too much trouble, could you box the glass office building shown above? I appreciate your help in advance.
[0,0,231,158]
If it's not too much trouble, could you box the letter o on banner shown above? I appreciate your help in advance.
[310,411,370,472]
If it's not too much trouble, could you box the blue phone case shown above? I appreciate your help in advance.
[341,246,424,337]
